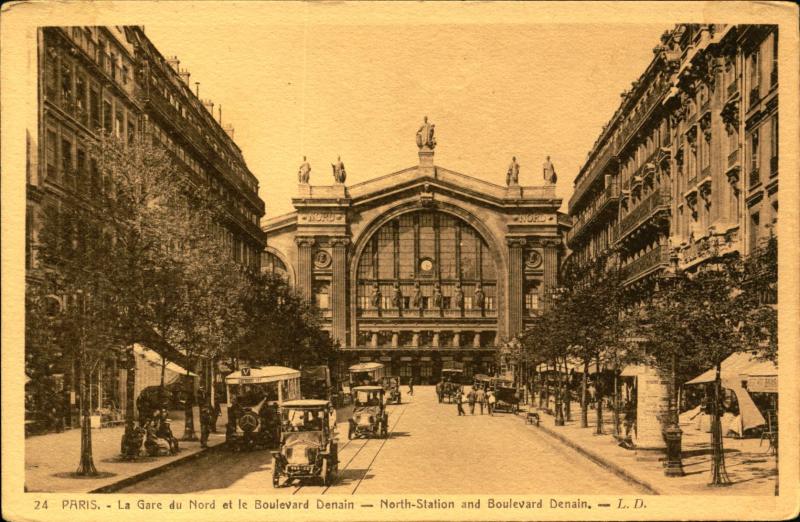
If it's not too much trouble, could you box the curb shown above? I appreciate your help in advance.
[89,442,228,493]
[515,411,662,495]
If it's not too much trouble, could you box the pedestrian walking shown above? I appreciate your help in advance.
[467,387,476,415]
[199,401,212,448]
[455,388,465,416]
[487,390,496,416]
[408,377,414,396]
[475,387,486,415]
[436,381,444,403]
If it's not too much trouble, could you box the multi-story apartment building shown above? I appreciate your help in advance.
[567,24,778,289]
[27,26,266,428]
[565,23,779,452]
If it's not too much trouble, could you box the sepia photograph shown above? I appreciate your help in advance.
[2,2,798,521]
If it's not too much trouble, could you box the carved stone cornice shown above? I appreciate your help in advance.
[295,236,316,247]
[541,239,562,249]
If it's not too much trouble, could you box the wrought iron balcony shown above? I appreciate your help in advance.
[620,245,671,283]
[618,188,672,239]
[749,168,760,188]
[727,79,739,98]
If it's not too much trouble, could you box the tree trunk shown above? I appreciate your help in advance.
[554,359,564,426]
[595,353,603,435]
[182,370,197,441]
[612,371,621,437]
[709,362,730,486]
[120,347,140,459]
[563,360,571,421]
[76,357,98,476]
[580,358,589,428]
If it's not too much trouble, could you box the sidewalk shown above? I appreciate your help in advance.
[25,407,226,493]
[523,402,777,495]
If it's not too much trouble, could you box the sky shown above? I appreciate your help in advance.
[144,22,670,218]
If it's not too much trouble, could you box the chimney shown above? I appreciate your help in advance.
[223,124,235,139]
[166,55,180,72]
[202,98,214,115]
[179,67,191,86]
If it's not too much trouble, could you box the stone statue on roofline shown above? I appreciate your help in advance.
[298,156,311,184]
[543,155,557,184]
[331,156,346,184]
[416,116,436,150]
[507,156,520,186]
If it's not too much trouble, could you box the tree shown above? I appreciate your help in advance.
[30,196,127,475]
[238,272,337,368]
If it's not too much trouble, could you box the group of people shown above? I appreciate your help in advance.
[142,408,181,456]
[452,385,497,416]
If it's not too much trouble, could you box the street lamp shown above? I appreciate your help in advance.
[658,253,685,477]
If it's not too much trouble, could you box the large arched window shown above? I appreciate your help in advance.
[356,210,497,315]
[262,251,289,280]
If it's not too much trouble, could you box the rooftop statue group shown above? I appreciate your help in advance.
[298,117,557,187]
[505,155,558,186]
[297,155,347,184]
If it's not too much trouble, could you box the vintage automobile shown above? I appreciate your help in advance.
[493,384,521,414]
[225,366,301,450]
[271,399,338,487]
[381,376,402,404]
[301,365,333,401]
[348,386,389,439]
[348,362,386,387]
[473,374,493,391]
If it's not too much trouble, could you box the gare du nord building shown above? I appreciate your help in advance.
[263,124,570,384]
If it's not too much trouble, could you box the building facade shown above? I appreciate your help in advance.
[567,24,778,287]
[264,127,569,383]
[565,24,779,451]
[27,26,266,427]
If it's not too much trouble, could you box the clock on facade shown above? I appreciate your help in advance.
[419,258,434,273]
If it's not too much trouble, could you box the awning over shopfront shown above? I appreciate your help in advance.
[134,343,197,383]
[685,351,777,389]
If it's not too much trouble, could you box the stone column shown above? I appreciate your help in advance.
[295,236,315,300]
[452,332,460,349]
[411,332,420,348]
[542,239,559,293]
[432,332,440,348]
[330,238,349,347]
[473,332,481,348]
[507,238,526,337]
[391,332,399,348]
[371,332,379,348]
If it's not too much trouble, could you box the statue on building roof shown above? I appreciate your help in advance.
[331,156,346,184]
[506,156,520,186]
[543,155,557,184]
[416,116,436,150]
[298,156,311,184]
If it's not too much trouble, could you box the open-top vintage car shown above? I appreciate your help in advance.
[271,399,339,487]
[348,386,389,439]
[225,366,301,450]
[381,376,402,404]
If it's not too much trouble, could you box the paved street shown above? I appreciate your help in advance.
[118,386,643,495]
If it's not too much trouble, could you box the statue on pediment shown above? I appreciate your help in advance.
[416,116,436,150]
[331,156,346,184]
[298,156,311,184]
[506,156,520,186]
[543,156,557,184]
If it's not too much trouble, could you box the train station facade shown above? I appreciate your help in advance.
[263,130,570,383]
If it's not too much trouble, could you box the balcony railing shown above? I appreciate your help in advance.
[749,86,760,108]
[618,188,672,239]
[621,245,671,282]
[727,79,739,98]
[749,168,760,188]
[728,149,739,168]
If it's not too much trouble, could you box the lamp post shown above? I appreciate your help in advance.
[659,253,685,477]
